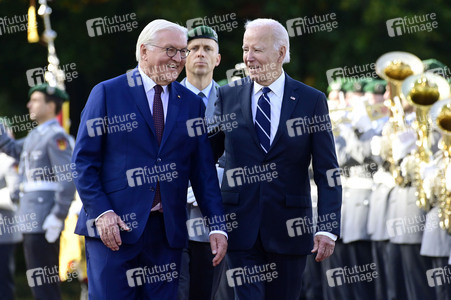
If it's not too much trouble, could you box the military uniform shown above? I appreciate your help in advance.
[385,110,438,300]
[0,153,21,300]
[178,25,233,300]
[0,117,75,300]
[331,79,379,300]
[419,59,451,299]
[338,122,376,300]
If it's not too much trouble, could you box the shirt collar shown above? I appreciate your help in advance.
[185,79,214,98]
[138,66,169,94]
[253,71,285,98]
[36,118,58,133]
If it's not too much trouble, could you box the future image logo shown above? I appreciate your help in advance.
[86,13,138,37]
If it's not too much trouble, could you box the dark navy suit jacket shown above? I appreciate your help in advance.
[212,74,342,255]
[73,68,225,248]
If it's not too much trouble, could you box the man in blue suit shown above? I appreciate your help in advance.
[210,19,342,299]
[72,19,227,299]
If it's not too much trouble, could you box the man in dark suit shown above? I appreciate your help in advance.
[178,25,233,300]
[72,19,227,300]
[210,18,342,299]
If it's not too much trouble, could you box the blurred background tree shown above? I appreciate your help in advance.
[0,0,449,137]
[0,0,450,298]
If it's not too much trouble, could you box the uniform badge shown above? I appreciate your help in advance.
[56,138,68,151]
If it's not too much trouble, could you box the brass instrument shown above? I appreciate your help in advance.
[375,52,424,184]
[37,0,66,92]
[401,74,450,211]
[28,0,70,132]
[430,98,451,232]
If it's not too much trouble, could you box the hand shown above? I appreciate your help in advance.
[351,98,372,132]
[42,214,64,243]
[209,233,228,267]
[392,130,417,162]
[311,235,335,262]
[186,187,198,206]
[96,212,130,251]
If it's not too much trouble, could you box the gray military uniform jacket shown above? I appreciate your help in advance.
[0,119,75,233]
[0,153,22,243]
[181,78,223,243]
[336,123,377,243]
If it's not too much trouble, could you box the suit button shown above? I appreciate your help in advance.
[156,158,162,162]
[150,187,155,192]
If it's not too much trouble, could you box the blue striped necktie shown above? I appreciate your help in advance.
[255,87,271,153]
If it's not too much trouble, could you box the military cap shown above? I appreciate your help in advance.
[327,78,345,94]
[422,59,446,72]
[342,78,370,93]
[28,83,69,102]
[187,25,218,43]
[363,79,387,94]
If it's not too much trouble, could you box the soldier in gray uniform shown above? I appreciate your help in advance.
[318,78,352,300]
[420,58,451,300]
[0,151,22,300]
[178,25,233,300]
[364,80,402,300]
[386,103,437,299]
[335,79,377,300]
[0,83,75,300]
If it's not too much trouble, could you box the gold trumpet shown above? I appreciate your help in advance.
[375,52,424,184]
[430,98,451,232]
[401,73,450,211]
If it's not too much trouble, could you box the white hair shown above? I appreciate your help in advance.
[135,19,188,62]
[244,18,290,64]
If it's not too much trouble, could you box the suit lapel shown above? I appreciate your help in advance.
[128,69,156,136]
[269,74,300,151]
[160,82,180,150]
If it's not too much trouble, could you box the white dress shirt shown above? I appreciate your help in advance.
[184,79,213,107]
[138,66,169,121]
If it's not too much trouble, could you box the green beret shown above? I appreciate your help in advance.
[216,79,228,87]
[341,78,370,93]
[28,83,69,102]
[340,80,354,93]
[187,25,218,43]
[364,79,387,94]
[423,59,447,72]
[327,79,344,94]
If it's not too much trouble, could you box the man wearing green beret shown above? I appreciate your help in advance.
[179,25,233,300]
[420,58,451,300]
[0,83,75,300]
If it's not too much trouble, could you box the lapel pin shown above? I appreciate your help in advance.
[290,96,296,101]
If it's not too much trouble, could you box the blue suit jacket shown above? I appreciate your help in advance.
[73,69,225,248]
[213,74,342,255]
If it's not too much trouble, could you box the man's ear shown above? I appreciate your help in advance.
[215,53,221,67]
[278,46,286,63]
[140,44,148,61]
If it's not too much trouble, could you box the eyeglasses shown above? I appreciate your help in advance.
[147,44,190,59]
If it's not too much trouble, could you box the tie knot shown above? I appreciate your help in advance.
[198,92,206,98]
[262,87,271,95]
[154,85,163,95]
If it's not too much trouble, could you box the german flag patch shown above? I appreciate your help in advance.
[56,138,68,151]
